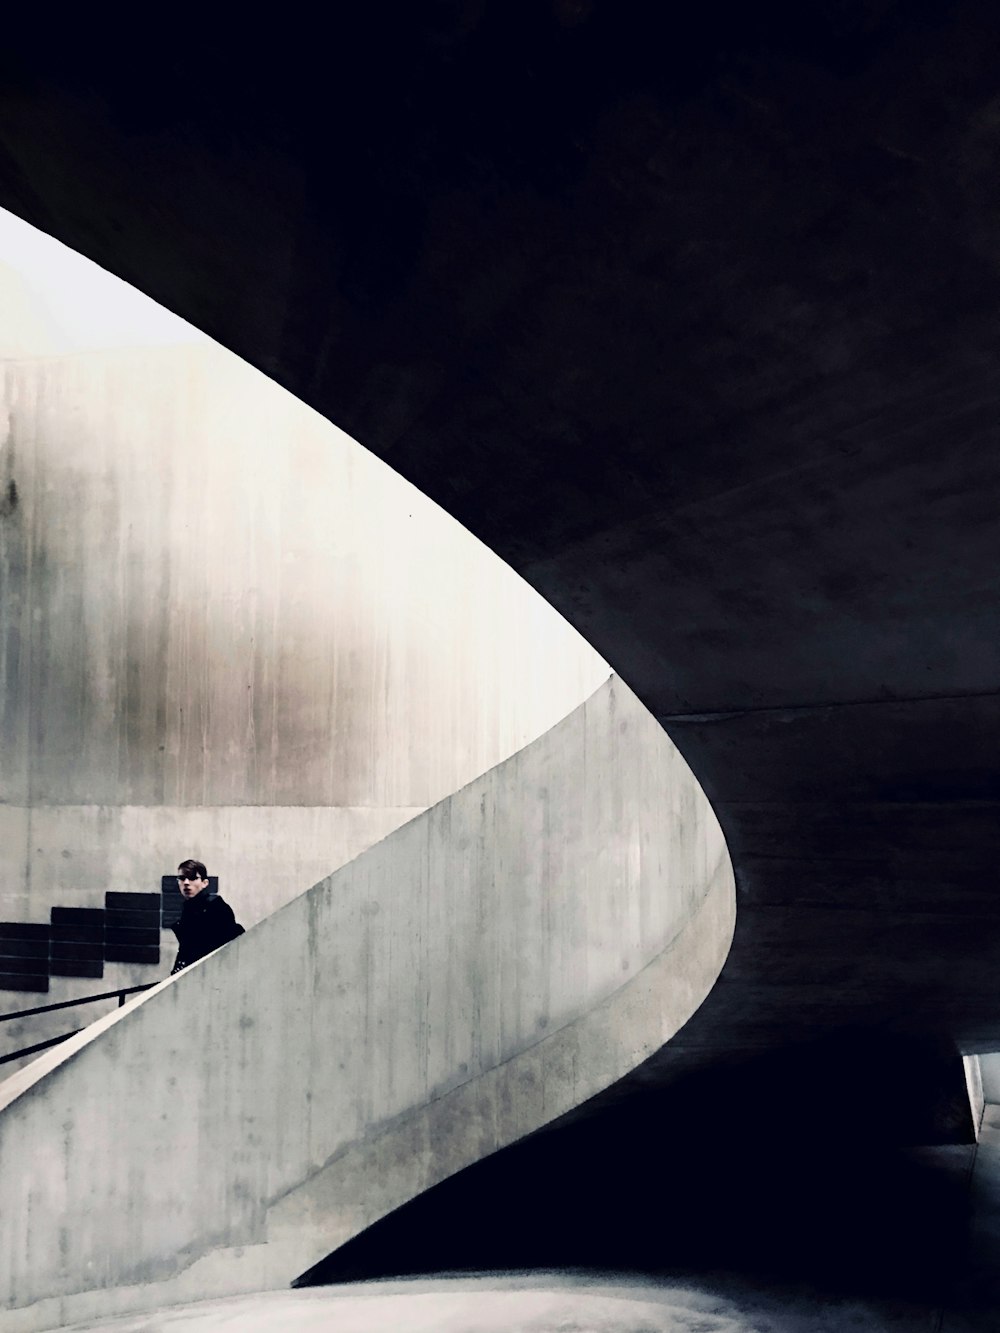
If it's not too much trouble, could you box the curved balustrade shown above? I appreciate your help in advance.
[0,675,734,1331]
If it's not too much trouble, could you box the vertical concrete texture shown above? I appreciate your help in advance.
[941,1083,1000,1329]
[1,343,607,813]
[979,1054,1000,1105]
[0,339,607,1036]
[0,676,735,1330]
[0,806,428,1073]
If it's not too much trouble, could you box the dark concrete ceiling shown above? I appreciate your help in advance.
[2,2,1000,1115]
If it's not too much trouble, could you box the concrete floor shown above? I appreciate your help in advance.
[48,1272,960,1333]
[38,1108,1000,1332]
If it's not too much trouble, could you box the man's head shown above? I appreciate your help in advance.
[177,858,209,900]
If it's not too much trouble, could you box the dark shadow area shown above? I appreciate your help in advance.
[297,1032,973,1304]
[2,6,998,1311]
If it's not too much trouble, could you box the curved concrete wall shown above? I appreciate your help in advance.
[0,337,606,1033]
[0,343,607,814]
[0,676,734,1330]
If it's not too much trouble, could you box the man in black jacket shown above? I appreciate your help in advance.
[170,858,244,975]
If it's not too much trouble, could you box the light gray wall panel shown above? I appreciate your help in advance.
[0,343,606,996]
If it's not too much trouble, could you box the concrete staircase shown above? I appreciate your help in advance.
[0,676,735,1331]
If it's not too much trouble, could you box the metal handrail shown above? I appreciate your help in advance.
[0,983,154,1024]
[0,1029,84,1066]
[0,984,155,1067]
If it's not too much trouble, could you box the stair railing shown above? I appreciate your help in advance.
[0,985,155,1066]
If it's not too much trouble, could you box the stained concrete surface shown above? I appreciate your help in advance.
[44,1272,949,1333]
[0,342,605,913]
[0,678,734,1327]
[2,6,1000,1324]
[2,4,1000,1133]
[0,336,604,1063]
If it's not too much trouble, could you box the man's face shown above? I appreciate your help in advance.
[178,871,209,900]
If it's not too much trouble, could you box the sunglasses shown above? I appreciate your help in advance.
[177,875,205,883]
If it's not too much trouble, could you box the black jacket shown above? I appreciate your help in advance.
[170,893,244,974]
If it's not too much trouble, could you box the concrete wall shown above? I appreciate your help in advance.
[0,338,607,1035]
[979,1053,1000,1105]
[0,804,424,1065]
[0,676,735,1329]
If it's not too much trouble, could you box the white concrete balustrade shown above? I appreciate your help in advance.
[0,211,735,1331]
[0,676,735,1331]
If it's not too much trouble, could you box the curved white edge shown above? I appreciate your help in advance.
[0,676,735,1330]
[269,855,735,1273]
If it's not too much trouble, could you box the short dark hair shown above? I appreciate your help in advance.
[177,858,208,880]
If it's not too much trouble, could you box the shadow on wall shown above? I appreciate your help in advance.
[299,1031,974,1305]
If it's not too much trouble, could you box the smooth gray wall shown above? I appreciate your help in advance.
[0,676,735,1329]
[0,340,607,1031]
[1,345,606,813]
